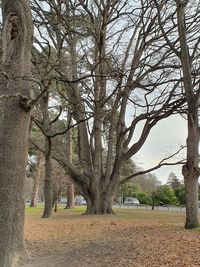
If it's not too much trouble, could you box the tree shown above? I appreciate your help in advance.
[175,185,186,205]
[167,172,182,191]
[154,0,200,228]
[119,183,142,202]
[0,1,33,266]
[30,0,186,215]
[51,160,68,212]
[30,152,43,207]
[65,111,75,209]
[154,185,178,206]
[176,0,200,229]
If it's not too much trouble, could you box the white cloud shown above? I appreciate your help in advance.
[133,115,187,183]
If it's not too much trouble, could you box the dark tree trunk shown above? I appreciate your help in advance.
[41,91,53,219]
[30,152,42,207]
[65,180,75,209]
[42,138,53,218]
[54,199,58,212]
[0,1,33,266]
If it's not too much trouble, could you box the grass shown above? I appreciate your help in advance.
[25,204,186,224]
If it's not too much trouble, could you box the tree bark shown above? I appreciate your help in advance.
[65,112,75,209]
[0,1,33,266]
[54,199,58,212]
[30,152,42,207]
[42,137,53,218]
[41,92,53,218]
[182,114,200,228]
[66,179,75,209]
[84,189,114,215]
[176,1,200,229]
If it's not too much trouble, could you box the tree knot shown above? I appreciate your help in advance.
[19,95,32,112]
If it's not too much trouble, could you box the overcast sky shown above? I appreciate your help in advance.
[133,115,187,184]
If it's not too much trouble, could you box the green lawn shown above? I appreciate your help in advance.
[25,204,186,224]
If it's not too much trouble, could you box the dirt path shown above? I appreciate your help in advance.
[19,208,200,267]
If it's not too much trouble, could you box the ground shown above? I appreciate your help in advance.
[19,206,200,267]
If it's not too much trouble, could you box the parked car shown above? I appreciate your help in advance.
[75,197,87,206]
[124,197,140,205]
[81,199,87,205]
[59,198,67,204]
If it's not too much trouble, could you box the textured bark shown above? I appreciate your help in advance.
[184,169,199,229]
[41,93,53,218]
[30,152,43,207]
[84,189,114,215]
[42,137,53,218]
[65,112,75,209]
[176,2,200,229]
[66,179,75,209]
[182,113,199,228]
[0,1,33,266]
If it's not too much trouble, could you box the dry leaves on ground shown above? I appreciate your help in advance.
[19,207,200,267]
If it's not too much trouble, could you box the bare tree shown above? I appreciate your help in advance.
[0,0,33,266]
[30,0,186,214]
[176,0,200,229]
[154,0,200,229]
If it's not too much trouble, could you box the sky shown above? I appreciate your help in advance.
[133,115,187,184]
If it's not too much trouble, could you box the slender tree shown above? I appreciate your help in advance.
[41,90,53,218]
[66,112,75,209]
[0,0,33,266]
[154,0,200,228]
[30,152,43,207]
[176,0,200,229]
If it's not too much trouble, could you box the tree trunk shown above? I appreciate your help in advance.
[66,179,75,209]
[65,111,75,209]
[42,138,53,218]
[54,199,58,212]
[176,2,200,229]
[0,1,33,266]
[30,152,42,207]
[182,114,200,229]
[41,91,53,218]
[84,193,114,215]
[184,175,199,228]
[83,179,115,215]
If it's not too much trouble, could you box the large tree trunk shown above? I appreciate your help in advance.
[0,1,33,266]
[83,176,117,215]
[84,189,114,215]
[176,2,200,229]
[182,114,200,229]
[30,152,42,207]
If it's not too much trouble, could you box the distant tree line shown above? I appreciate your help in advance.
[118,172,192,207]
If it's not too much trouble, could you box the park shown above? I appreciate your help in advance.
[1,1,200,266]
[20,205,200,267]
